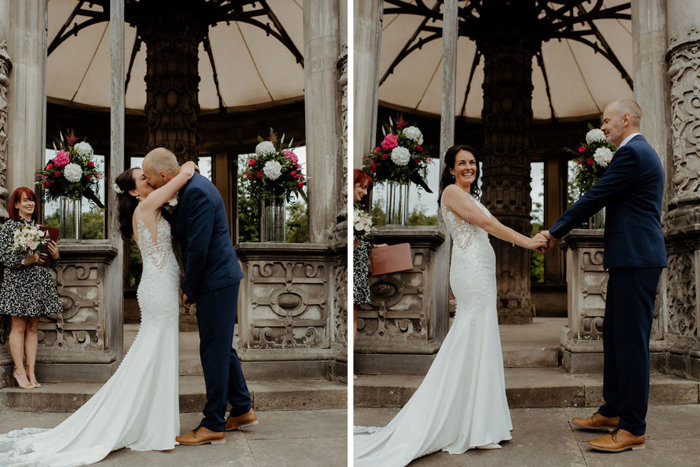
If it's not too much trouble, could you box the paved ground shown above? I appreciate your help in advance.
[0,409,347,467]
[354,404,700,467]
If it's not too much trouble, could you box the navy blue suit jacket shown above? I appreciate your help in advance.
[549,134,667,270]
[164,172,244,298]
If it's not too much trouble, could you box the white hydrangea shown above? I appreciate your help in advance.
[593,147,614,167]
[64,163,83,183]
[585,129,606,144]
[255,141,276,157]
[74,141,93,158]
[263,160,282,180]
[403,126,424,145]
[390,146,411,166]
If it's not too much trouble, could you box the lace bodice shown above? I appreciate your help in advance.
[134,209,180,330]
[441,193,492,254]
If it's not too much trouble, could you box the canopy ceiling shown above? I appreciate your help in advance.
[379,0,633,121]
[46,0,305,113]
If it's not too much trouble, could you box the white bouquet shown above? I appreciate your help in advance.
[8,223,49,255]
[354,208,373,238]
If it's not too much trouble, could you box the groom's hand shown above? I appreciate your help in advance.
[541,231,557,252]
[182,291,196,306]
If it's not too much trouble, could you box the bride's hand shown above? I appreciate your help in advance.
[181,161,199,176]
[530,233,549,252]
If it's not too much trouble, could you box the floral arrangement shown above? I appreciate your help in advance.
[7,223,49,256]
[363,115,433,193]
[36,130,105,208]
[569,124,617,194]
[353,207,373,238]
[241,129,308,203]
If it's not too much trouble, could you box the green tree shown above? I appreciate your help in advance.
[286,201,308,243]
[237,171,260,243]
[408,208,438,226]
[43,207,104,239]
[530,199,544,283]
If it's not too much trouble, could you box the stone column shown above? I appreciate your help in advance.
[353,0,382,168]
[543,158,567,282]
[108,0,125,364]
[304,0,342,243]
[662,0,700,380]
[138,1,207,164]
[0,37,11,220]
[5,0,47,193]
[478,1,538,324]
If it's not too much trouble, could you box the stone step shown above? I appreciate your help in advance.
[502,346,560,368]
[354,368,700,408]
[0,376,347,413]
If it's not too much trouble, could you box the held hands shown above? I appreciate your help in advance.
[530,233,550,253]
[181,291,196,307]
[532,231,558,253]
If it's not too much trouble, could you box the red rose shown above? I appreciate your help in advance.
[88,161,95,168]
[414,158,420,163]
[47,163,54,169]
[86,175,92,179]
[374,147,381,153]
[291,171,297,178]
[248,159,256,166]
[587,158,594,166]
[257,171,263,179]
[371,164,377,172]
[55,171,61,177]
[43,181,50,189]
[296,164,301,170]
[416,146,423,152]
[578,146,586,154]
[381,154,388,160]
[298,181,304,189]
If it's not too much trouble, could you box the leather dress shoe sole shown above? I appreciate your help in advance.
[225,419,259,432]
[570,420,616,431]
[588,442,645,453]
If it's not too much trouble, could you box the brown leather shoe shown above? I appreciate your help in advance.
[571,412,620,430]
[225,408,258,432]
[176,427,226,446]
[588,428,645,452]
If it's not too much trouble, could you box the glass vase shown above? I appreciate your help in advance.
[385,181,410,226]
[59,196,82,241]
[587,207,606,230]
[260,195,286,242]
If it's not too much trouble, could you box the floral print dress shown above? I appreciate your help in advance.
[0,219,63,317]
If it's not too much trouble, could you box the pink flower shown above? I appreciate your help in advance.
[291,171,297,178]
[257,171,263,179]
[298,181,304,189]
[381,154,388,160]
[283,151,299,164]
[371,164,377,172]
[66,133,78,146]
[578,146,586,154]
[296,164,301,170]
[381,134,398,151]
[55,171,61,177]
[248,159,256,166]
[53,151,70,167]
[47,163,54,169]
[43,181,50,189]
[374,147,381,153]
[97,174,104,179]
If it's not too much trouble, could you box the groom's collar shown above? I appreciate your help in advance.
[619,132,641,149]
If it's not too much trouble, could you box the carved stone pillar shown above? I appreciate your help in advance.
[138,3,207,163]
[478,3,538,324]
[662,0,700,380]
[0,39,10,220]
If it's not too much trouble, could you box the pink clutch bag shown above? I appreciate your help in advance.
[369,243,414,276]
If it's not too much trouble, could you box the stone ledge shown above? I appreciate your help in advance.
[0,376,347,413]
[353,368,700,408]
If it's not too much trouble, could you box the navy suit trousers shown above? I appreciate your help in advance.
[196,283,252,432]
[598,267,662,436]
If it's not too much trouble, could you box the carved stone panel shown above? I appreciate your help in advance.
[236,244,343,352]
[355,228,445,354]
[668,42,700,204]
[667,248,698,337]
[0,40,11,219]
[37,242,118,363]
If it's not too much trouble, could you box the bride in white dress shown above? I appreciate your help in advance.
[0,161,197,467]
[354,145,548,466]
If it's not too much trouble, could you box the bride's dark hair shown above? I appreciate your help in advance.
[115,168,139,239]
[437,145,481,205]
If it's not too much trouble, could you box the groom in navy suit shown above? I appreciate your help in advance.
[542,100,667,453]
[143,148,258,446]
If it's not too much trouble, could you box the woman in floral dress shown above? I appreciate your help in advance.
[0,188,62,389]
[353,169,386,379]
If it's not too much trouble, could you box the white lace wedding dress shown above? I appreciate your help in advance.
[0,209,181,466]
[354,193,512,467]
